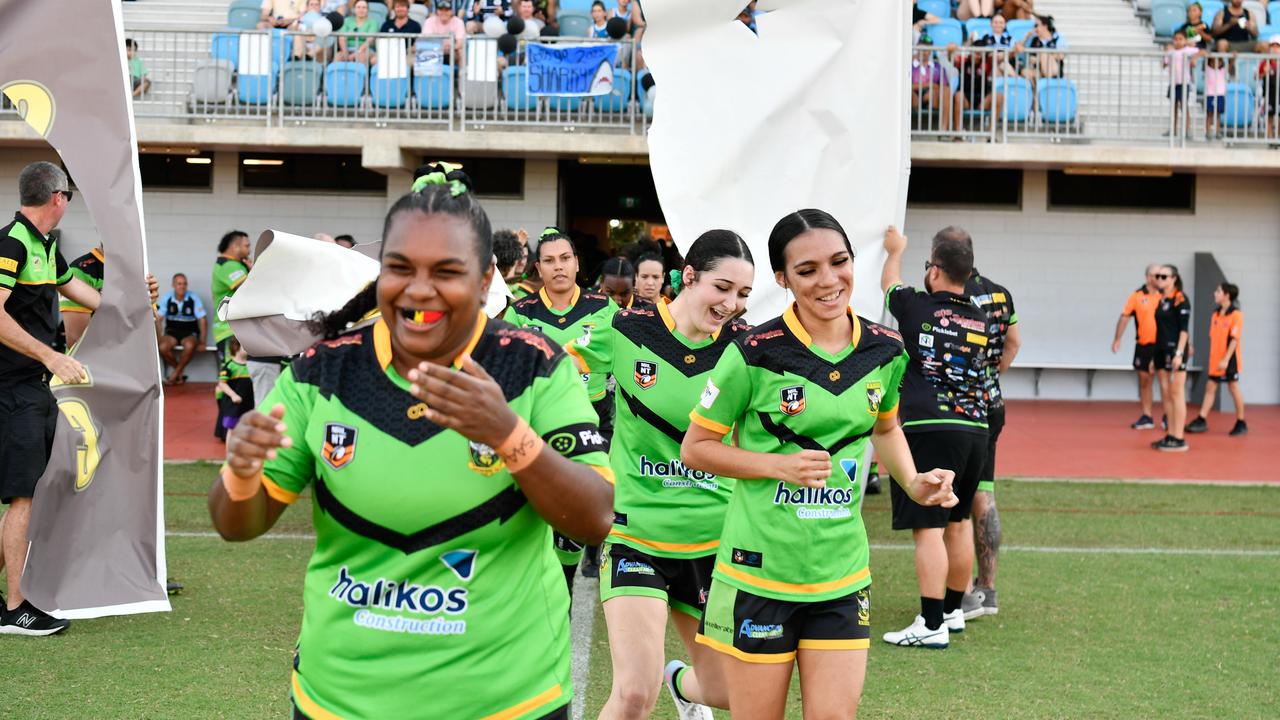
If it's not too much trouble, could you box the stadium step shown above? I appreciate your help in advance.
[1033,0,1156,51]
[123,0,227,32]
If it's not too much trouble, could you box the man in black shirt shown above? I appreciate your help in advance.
[880,225,991,649]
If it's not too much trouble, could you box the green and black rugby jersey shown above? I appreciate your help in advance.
[966,271,1017,410]
[567,300,750,560]
[258,313,613,720]
[210,256,249,343]
[58,247,104,314]
[505,286,619,399]
[690,306,907,603]
[886,283,991,434]
[0,212,71,382]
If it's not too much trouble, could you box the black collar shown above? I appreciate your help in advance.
[13,211,50,246]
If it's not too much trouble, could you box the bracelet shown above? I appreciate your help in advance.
[497,417,545,474]
[221,463,263,502]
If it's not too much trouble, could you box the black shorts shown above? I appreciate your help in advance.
[1208,355,1240,382]
[1153,346,1188,372]
[599,542,714,619]
[1133,343,1158,372]
[892,430,988,529]
[978,404,1006,492]
[164,321,199,343]
[696,580,871,663]
[0,378,58,504]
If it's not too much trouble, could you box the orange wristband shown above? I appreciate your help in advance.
[497,417,544,474]
[221,464,263,502]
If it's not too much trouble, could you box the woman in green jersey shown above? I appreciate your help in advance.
[208,173,614,720]
[681,209,957,719]
[569,231,754,720]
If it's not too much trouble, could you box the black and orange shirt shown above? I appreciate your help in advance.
[257,314,611,720]
[886,284,991,434]
[1208,306,1243,371]
[1154,291,1191,349]
[0,212,71,382]
[1122,287,1161,346]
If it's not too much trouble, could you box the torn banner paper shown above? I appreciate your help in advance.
[641,0,913,322]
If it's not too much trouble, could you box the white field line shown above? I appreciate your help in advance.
[570,574,598,720]
[167,532,1280,557]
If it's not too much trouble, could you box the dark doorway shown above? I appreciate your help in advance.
[559,159,667,283]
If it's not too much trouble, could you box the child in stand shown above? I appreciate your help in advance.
[126,38,151,98]
[1163,31,1202,137]
[215,339,255,439]
[588,0,608,38]
[1203,39,1231,139]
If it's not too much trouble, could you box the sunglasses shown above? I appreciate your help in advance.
[924,261,937,271]
[1153,273,1170,280]
[57,189,73,202]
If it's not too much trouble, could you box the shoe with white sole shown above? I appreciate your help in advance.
[0,600,71,636]
[943,608,966,633]
[882,615,948,649]
[664,660,713,720]
[961,589,987,620]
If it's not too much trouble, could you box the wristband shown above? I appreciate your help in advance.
[221,463,263,502]
[497,417,545,474]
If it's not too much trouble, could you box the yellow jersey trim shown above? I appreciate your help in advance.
[592,465,616,485]
[59,305,92,314]
[262,474,300,505]
[797,638,870,651]
[563,342,590,375]
[877,402,900,420]
[479,683,564,720]
[291,673,343,720]
[688,411,731,436]
[782,303,860,349]
[716,561,870,596]
[609,530,718,553]
[539,285,580,312]
[695,633,796,664]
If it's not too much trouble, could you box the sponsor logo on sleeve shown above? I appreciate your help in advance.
[0,257,17,273]
[699,380,720,409]
[779,385,806,416]
[634,360,658,389]
[730,547,763,568]
[546,423,609,457]
[322,423,358,470]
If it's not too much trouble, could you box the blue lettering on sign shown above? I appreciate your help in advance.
[527,44,619,96]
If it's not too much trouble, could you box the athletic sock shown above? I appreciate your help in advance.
[943,587,965,613]
[672,666,692,703]
[921,597,944,630]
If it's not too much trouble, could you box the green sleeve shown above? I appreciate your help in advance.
[259,366,318,503]
[688,343,751,436]
[885,282,909,316]
[503,305,523,326]
[530,355,612,478]
[1006,289,1018,325]
[566,314,615,397]
[880,350,908,417]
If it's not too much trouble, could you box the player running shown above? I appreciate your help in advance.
[506,228,621,590]
[681,209,956,719]
[1186,282,1247,436]
[208,175,614,720]
[568,230,754,720]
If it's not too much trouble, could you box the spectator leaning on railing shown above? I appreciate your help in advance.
[1204,40,1232,139]
[1164,31,1203,136]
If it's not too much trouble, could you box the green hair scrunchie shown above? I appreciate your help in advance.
[668,269,683,293]
[411,171,467,197]
[540,226,565,240]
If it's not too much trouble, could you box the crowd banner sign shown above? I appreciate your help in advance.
[527,43,619,96]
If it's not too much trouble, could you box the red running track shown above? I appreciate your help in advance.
[163,383,1275,484]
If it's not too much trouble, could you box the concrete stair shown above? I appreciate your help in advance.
[122,0,229,31]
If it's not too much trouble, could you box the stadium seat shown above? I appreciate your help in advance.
[228,6,260,30]
[503,65,537,111]
[408,3,428,24]
[211,32,240,66]
[559,0,595,14]
[1006,19,1035,42]
[559,12,592,38]
[281,61,322,106]
[368,2,389,28]
[1271,1,1280,22]
[229,0,259,9]
[924,18,964,48]
[1259,23,1280,39]
[594,68,632,112]
[463,37,501,109]
[237,73,275,105]
[965,17,992,41]
[547,93,582,112]
[996,77,1033,122]
[413,65,454,109]
[917,0,951,19]
[1151,0,1187,37]
[1037,78,1078,124]
[325,62,368,107]
[191,59,234,104]
[1222,83,1256,127]
[1244,0,1268,23]
[371,65,412,108]
[1198,1,1226,27]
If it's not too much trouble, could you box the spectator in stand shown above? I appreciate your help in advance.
[1178,3,1213,49]
[1151,265,1191,452]
[634,253,664,304]
[913,47,954,132]
[588,0,609,37]
[215,339,254,439]
[1213,0,1260,53]
[1186,282,1247,437]
[334,233,356,248]
[1164,31,1203,136]
[337,0,379,64]
[466,0,513,34]
[125,39,150,98]
[956,0,995,22]
[157,273,208,386]
[1016,15,1064,87]
[608,0,644,42]
[974,13,1014,48]
[997,0,1034,21]
[1204,40,1231,139]
[321,0,349,15]
[531,0,559,35]
[260,0,305,29]
[381,0,423,34]
[947,40,1005,131]
[1259,37,1280,139]
[516,0,545,34]
[422,0,466,65]
[293,0,335,62]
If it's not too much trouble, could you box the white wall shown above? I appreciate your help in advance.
[902,170,1280,404]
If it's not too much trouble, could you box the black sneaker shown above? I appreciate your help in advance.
[580,547,600,579]
[1229,420,1248,437]
[0,600,71,636]
[1185,417,1208,434]
[1131,415,1155,430]
[1162,415,1168,431]
[1151,434,1170,449]
[1155,437,1189,453]
[865,472,882,495]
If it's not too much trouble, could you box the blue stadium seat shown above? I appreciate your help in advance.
[547,93,582,111]
[325,62,367,107]
[559,0,595,14]
[925,19,964,48]
[211,32,240,66]
[1006,19,1035,42]
[281,61,322,106]
[595,68,633,112]
[1037,78,1078,123]
[996,77,1033,121]
[229,0,259,8]
[237,71,276,105]
[1271,1,1280,22]
[414,66,454,109]
[917,0,951,19]
[1222,83,1256,127]
[367,2,389,29]
[559,12,592,38]
[371,65,411,108]
[1152,0,1188,37]
[1259,23,1280,39]
[228,6,260,30]
[503,66,537,110]
[1198,1,1226,27]
[965,17,993,41]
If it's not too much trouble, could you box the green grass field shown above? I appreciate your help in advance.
[1,463,1278,719]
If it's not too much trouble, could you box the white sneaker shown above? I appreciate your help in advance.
[664,660,714,720]
[943,608,965,633]
[882,615,949,649]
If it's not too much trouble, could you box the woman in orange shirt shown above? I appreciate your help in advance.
[1186,283,1247,436]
